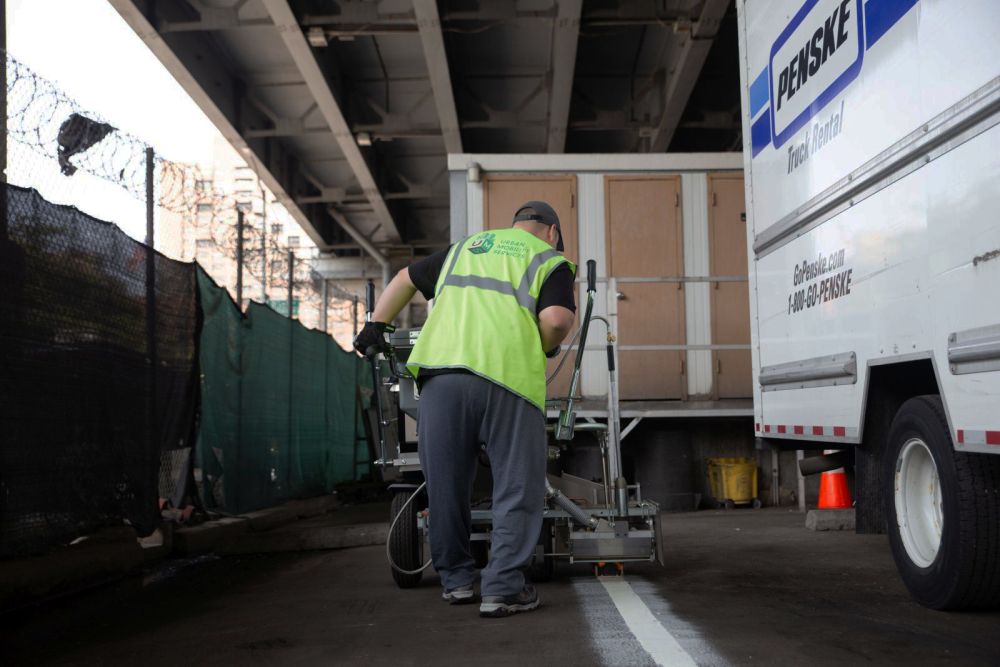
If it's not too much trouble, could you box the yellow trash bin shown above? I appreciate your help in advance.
[707,457,760,509]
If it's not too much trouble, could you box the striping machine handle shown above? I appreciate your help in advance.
[365,279,375,321]
[586,259,596,293]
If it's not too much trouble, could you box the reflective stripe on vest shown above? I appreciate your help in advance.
[436,239,564,317]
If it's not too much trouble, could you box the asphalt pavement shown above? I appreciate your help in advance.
[3,507,999,666]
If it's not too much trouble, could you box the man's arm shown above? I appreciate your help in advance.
[372,268,418,323]
[538,305,575,352]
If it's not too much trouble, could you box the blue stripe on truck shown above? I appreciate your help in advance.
[749,68,770,118]
[751,109,771,157]
[864,0,919,49]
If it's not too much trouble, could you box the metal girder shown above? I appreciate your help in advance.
[546,0,582,153]
[648,0,730,152]
[326,207,392,286]
[297,187,352,205]
[302,5,413,26]
[159,0,270,33]
[244,119,328,138]
[260,0,402,243]
[413,0,463,155]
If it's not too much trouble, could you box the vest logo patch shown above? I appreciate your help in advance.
[468,232,495,254]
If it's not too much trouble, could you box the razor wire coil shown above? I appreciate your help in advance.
[5,50,363,342]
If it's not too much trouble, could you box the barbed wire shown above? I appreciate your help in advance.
[5,50,363,343]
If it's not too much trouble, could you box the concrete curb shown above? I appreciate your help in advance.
[0,495,360,611]
[0,527,143,612]
[214,522,389,555]
[172,494,343,556]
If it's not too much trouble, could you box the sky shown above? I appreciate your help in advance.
[7,0,225,239]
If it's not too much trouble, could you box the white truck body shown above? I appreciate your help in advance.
[737,0,1000,454]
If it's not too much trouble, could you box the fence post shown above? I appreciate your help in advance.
[321,279,328,332]
[1,12,7,242]
[352,295,359,338]
[287,249,295,318]
[236,207,244,307]
[260,188,267,302]
[286,250,295,500]
[145,146,158,492]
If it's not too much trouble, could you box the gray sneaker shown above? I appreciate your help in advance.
[442,583,476,605]
[479,584,540,618]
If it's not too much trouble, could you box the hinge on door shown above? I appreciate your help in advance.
[675,192,680,207]
[712,192,717,206]
[716,358,722,374]
[571,193,576,208]
[681,359,686,375]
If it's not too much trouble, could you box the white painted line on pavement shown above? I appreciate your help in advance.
[600,577,699,667]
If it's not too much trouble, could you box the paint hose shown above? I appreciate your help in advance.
[546,479,599,530]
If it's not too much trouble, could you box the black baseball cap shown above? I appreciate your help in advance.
[513,200,564,252]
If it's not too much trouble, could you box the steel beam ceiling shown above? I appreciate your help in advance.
[110,0,741,257]
[648,0,730,152]
[260,0,402,243]
[546,0,582,153]
[413,0,462,155]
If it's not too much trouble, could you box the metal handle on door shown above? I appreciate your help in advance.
[616,291,626,301]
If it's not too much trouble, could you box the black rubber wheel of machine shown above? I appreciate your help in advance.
[752,498,763,509]
[389,491,423,588]
[883,395,1000,610]
[724,499,736,510]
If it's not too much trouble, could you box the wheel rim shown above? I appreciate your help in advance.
[894,438,943,568]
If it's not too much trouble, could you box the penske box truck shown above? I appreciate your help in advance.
[736,0,1000,609]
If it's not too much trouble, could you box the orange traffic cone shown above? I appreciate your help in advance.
[818,449,852,509]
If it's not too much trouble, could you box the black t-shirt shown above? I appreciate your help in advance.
[408,245,577,313]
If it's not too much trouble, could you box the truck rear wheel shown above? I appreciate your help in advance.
[884,396,1000,609]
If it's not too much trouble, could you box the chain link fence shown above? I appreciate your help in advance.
[1,50,368,555]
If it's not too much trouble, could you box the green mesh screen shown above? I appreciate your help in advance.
[196,267,369,514]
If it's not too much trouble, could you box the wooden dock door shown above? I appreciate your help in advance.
[605,176,686,400]
[482,175,578,399]
[707,173,751,398]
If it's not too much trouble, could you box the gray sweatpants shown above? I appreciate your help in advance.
[417,372,546,596]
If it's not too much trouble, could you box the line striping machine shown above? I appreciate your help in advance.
[364,260,662,587]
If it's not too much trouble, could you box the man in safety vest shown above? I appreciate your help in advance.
[354,201,576,618]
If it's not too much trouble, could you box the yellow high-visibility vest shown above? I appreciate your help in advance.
[406,228,574,411]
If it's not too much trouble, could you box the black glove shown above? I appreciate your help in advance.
[545,346,561,359]
[353,321,388,357]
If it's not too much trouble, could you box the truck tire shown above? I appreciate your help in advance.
[884,395,1000,609]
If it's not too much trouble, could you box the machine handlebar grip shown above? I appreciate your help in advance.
[365,279,375,316]
[586,259,596,292]
[606,343,615,372]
